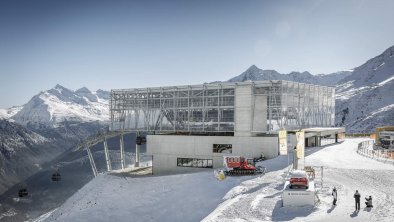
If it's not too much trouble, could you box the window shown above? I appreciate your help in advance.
[213,144,232,153]
[177,158,213,168]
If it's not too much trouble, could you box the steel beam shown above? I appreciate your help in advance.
[103,137,112,171]
[86,146,98,177]
[119,133,125,169]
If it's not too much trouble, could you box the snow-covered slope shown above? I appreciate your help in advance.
[12,85,110,127]
[38,139,394,222]
[228,65,352,86]
[335,46,394,132]
[0,106,23,120]
[204,138,394,222]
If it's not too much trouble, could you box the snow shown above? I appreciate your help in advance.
[38,138,394,222]
[0,109,7,119]
[378,75,394,86]
[0,106,22,119]
[12,85,110,127]
[363,104,394,121]
[204,138,394,221]
[41,91,109,124]
[32,209,57,222]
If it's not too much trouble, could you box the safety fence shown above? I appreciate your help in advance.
[357,140,394,165]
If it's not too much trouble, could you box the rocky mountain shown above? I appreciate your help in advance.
[228,65,352,86]
[12,85,110,128]
[335,45,394,133]
[226,45,394,133]
[0,120,53,194]
[0,85,110,195]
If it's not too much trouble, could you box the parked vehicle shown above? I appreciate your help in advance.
[289,170,309,189]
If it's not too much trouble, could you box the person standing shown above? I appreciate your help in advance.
[354,190,361,211]
[332,187,338,206]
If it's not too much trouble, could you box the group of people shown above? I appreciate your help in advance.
[331,188,373,210]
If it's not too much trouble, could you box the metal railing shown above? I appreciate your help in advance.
[346,133,372,138]
[357,140,394,165]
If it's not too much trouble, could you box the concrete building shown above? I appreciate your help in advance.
[110,80,342,174]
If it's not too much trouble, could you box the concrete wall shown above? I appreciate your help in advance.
[235,85,252,137]
[147,135,279,175]
[252,95,267,132]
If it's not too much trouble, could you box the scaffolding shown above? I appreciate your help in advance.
[110,81,335,133]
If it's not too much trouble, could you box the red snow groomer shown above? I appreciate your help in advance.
[224,156,265,176]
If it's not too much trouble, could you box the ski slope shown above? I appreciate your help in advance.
[38,138,394,222]
[204,138,394,222]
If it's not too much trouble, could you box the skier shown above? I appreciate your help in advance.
[354,190,361,211]
[332,187,337,206]
[365,195,373,208]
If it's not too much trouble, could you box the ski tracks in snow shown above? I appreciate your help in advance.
[203,172,286,222]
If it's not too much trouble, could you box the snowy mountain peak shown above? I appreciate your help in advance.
[53,84,71,93]
[12,85,110,128]
[76,87,91,94]
[228,65,349,86]
[75,87,97,102]
[96,89,110,100]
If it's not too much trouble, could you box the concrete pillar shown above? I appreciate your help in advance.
[119,134,125,169]
[103,138,112,171]
[235,85,253,136]
[135,143,140,167]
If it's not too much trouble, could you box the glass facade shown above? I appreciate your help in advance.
[110,84,235,132]
[253,81,335,131]
[110,81,335,132]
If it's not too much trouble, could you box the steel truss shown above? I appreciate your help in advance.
[110,81,335,133]
[110,84,236,132]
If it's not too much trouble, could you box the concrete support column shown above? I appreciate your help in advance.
[103,138,112,171]
[135,143,140,167]
[120,134,125,169]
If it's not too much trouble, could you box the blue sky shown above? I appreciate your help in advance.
[0,0,394,108]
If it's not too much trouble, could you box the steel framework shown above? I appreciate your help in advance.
[110,81,335,133]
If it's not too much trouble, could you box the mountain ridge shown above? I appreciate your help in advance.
[228,64,352,86]
[11,85,110,128]
[226,45,394,133]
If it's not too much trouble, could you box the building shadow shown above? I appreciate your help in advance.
[271,200,315,221]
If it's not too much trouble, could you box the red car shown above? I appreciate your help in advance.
[289,170,309,189]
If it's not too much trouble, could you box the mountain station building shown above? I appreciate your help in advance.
[109,80,345,174]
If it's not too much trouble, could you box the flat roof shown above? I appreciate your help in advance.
[111,80,334,92]
[288,127,345,137]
